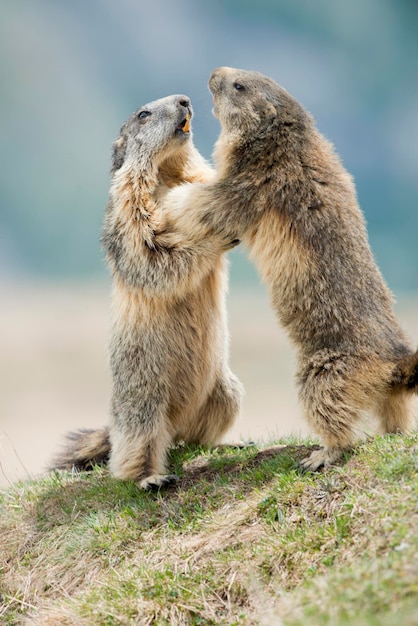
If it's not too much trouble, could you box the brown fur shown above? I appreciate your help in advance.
[51,95,242,488]
[164,68,417,469]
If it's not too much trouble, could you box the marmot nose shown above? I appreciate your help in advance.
[209,69,223,92]
[178,97,190,109]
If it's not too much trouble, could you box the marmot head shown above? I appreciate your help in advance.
[209,66,310,141]
[111,95,192,175]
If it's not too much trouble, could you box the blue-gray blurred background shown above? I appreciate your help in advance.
[1,0,417,485]
[2,0,418,289]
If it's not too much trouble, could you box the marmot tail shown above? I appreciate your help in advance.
[50,428,110,471]
[392,350,418,391]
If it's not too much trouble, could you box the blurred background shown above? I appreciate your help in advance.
[1,0,417,485]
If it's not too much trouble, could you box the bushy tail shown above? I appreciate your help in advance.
[392,350,418,391]
[50,427,111,471]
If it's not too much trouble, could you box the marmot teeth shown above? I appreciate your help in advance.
[178,115,191,133]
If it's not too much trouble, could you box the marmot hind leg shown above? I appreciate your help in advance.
[298,356,367,470]
[184,372,243,446]
[108,415,178,490]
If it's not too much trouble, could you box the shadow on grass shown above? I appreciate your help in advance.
[30,443,328,532]
[175,442,322,488]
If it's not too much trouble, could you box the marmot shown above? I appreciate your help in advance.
[164,67,418,470]
[51,94,242,489]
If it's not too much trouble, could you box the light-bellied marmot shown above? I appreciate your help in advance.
[51,94,242,489]
[163,67,418,470]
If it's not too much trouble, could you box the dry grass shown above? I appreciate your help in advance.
[1,434,418,625]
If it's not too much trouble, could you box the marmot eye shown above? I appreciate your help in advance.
[137,110,151,120]
[233,82,245,91]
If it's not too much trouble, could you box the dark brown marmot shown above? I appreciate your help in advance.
[165,67,418,469]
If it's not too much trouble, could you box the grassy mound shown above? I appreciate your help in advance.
[1,434,417,625]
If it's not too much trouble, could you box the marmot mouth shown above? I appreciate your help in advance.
[176,114,191,134]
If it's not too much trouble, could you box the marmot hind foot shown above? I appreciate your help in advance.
[300,447,344,471]
[138,474,179,491]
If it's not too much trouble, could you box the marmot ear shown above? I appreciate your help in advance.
[256,101,277,120]
[111,135,127,174]
[264,102,277,119]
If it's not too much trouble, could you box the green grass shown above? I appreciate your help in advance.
[1,435,417,625]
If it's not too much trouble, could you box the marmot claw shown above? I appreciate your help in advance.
[139,474,180,491]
